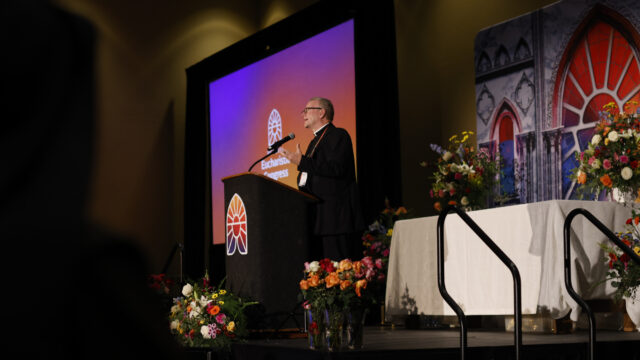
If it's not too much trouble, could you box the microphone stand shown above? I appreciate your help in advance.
[248,148,277,172]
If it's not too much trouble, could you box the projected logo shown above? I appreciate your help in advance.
[225,193,247,255]
[267,109,282,148]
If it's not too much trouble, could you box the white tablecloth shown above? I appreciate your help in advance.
[385,200,638,325]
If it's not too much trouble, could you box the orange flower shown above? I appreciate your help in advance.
[325,272,340,288]
[338,259,353,272]
[434,202,442,212]
[599,174,613,188]
[635,216,640,225]
[208,305,220,316]
[448,200,457,206]
[340,280,352,291]
[395,206,408,215]
[352,261,363,276]
[308,274,321,287]
[577,171,586,184]
[299,279,309,290]
[355,279,367,297]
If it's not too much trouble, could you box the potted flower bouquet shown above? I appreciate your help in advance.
[299,258,379,351]
[571,101,640,203]
[425,131,500,212]
[361,203,412,323]
[168,274,257,352]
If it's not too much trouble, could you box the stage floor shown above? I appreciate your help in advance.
[224,326,640,360]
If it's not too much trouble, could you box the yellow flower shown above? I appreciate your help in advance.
[219,290,227,295]
[605,138,610,145]
[199,320,204,325]
[634,246,640,256]
[386,229,393,236]
[449,134,458,142]
[218,301,224,305]
[227,321,236,332]
[212,293,218,299]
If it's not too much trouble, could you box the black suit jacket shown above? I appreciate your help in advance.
[297,123,364,236]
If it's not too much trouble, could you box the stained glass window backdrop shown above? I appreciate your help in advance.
[560,20,640,198]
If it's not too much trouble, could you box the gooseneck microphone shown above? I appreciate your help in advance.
[268,133,295,151]
[248,133,296,172]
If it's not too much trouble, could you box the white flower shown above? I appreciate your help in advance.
[171,304,180,314]
[621,166,633,180]
[201,325,211,339]
[189,301,201,318]
[608,130,619,142]
[199,295,212,307]
[442,151,453,161]
[170,320,179,330]
[440,166,449,175]
[460,196,469,206]
[182,283,193,297]
[446,182,455,190]
[309,261,320,272]
[620,129,633,139]
[591,134,602,145]
[450,164,459,173]
[591,159,601,169]
[332,261,339,269]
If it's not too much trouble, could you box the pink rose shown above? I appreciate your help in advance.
[382,248,390,257]
[215,313,226,324]
[580,152,584,162]
[620,155,629,164]
[449,188,456,196]
[375,258,383,269]
[603,159,612,170]
[365,268,375,281]
[361,256,374,268]
[588,156,595,165]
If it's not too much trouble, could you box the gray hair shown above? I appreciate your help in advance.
[310,97,334,121]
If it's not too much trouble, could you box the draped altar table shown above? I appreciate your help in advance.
[384,200,638,328]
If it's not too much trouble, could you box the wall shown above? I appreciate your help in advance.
[394,0,558,217]
[53,0,317,276]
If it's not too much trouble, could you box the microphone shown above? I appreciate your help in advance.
[268,133,295,151]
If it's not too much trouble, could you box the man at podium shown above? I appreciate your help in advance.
[280,97,364,261]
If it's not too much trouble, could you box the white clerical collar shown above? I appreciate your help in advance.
[314,123,330,136]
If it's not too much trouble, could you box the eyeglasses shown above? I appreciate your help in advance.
[301,107,322,114]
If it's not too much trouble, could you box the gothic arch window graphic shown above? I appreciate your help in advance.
[490,100,521,200]
[556,17,640,199]
[226,193,247,255]
[267,109,282,149]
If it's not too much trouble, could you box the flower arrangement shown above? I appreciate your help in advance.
[600,210,640,303]
[571,101,640,200]
[361,203,412,302]
[299,257,380,350]
[168,274,257,351]
[425,131,500,212]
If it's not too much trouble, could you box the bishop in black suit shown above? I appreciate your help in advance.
[280,97,364,261]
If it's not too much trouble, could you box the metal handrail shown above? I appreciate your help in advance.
[563,208,640,360]
[437,205,522,360]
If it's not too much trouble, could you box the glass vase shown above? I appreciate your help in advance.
[324,309,344,352]
[306,309,324,350]
[344,308,368,350]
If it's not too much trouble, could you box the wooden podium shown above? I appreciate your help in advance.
[221,173,318,329]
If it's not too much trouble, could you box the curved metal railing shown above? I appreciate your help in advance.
[437,205,522,360]
[563,208,640,360]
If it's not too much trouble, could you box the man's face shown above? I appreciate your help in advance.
[302,100,324,130]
